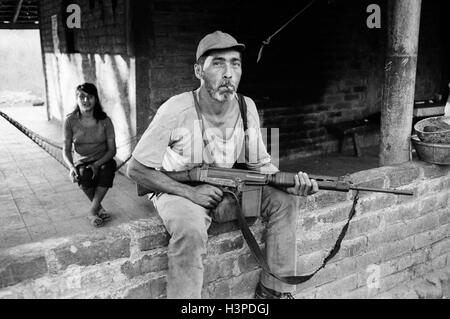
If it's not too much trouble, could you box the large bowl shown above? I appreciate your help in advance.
[414,116,450,144]
[411,135,450,165]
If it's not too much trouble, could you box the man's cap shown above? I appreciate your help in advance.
[196,30,245,61]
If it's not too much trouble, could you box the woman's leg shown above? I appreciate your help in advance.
[81,187,104,213]
[90,186,109,215]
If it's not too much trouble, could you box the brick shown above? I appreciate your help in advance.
[138,232,170,251]
[386,166,420,188]
[355,250,383,271]
[314,202,355,225]
[236,253,259,274]
[367,223,407,250]
[54,237,130,270]
[412,278,443,299]
[430,238,450,259]
[353,86,367,93]
[123,276,167,299]
[293,287,317,299]
[229,269,261,298]
[121,253,168,279]
[307,191,349,211]
[344,94,360,101]
[381,237,415,262]
[416,178,443,196]
[297,227,340,255]
[296,263,338,291]
[404,212,440,237]
[296,250,328,275]
[341,286,369,299]
[438,209,450,225]
[431,254,447,271]
[332,258,358,278]
[384,201,420,225]
[346,214,381,240]
[205,279,231,299]
[418,193,448,215]
[0,256,48,289]
[385,253,415,275]
[422,164,450,178]
[413,231,438,250]
[358,193,397,215]
[207,235,244,256]
[378,270,412,293]
[334,236,368,261]
[376,284,419,299]
[204,257,235,283]
[315,274,358,298]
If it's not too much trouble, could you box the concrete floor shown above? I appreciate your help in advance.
[0,104,381,250]
[0,105,155,250]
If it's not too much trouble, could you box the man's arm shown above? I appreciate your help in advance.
[127,157,193,198]
[127,157,223,209]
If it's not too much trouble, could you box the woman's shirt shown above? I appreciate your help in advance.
[64,112,115,166]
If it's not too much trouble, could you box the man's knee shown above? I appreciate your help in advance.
[170,218,208,246]
[262,187,298,219]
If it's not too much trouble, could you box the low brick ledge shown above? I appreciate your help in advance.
[1,160,450,298]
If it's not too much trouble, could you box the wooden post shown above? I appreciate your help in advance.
[379,0,422,166]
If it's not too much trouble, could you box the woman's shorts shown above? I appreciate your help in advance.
[76,159,116,189]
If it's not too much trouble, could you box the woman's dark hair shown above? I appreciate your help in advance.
[73,83,107,121]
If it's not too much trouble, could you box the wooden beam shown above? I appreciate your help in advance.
[0,22,39,29]
[12,0,24,23]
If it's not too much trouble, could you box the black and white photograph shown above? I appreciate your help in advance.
[0,0,449,306]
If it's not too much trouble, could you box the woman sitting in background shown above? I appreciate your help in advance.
[62,83,117,227]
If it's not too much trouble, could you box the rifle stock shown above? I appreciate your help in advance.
[136,166,414,196]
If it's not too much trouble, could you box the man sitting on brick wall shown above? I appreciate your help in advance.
[127,31,319,299]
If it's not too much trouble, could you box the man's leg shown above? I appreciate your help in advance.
[259,186,298,293]
[154,193,211,299]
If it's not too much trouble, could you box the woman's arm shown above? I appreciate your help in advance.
[62,118,78,181]
[87,118,117,176]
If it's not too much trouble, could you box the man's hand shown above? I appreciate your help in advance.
[190,184,223,209]
[286,171,319,196]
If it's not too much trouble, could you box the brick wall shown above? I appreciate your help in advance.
[38,0,448,160]
[414,0,448,101]
[39,0,136,160]
[139,0,448,159]
[1,160,449,299]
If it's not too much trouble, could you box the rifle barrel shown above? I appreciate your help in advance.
[350,186,413,196]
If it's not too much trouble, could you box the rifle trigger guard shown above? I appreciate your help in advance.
[234,178,244,196]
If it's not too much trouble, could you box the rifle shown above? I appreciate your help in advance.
[136,165,414,197]
[136,165,413,285]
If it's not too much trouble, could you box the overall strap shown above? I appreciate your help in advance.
[238,93,248,132]
[234,93,248,169]
[231,190,361,285]
[192,91,215,164]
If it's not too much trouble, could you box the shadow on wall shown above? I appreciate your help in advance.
[44,52,136,160]
[237,0,385,158]
[0,30,46,98]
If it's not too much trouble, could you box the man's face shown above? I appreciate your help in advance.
[196,50,242,103]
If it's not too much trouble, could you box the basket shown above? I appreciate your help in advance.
[411,135,450,165]
[414,116,450,144]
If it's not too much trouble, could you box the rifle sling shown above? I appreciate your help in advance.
[228,190,360,285]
